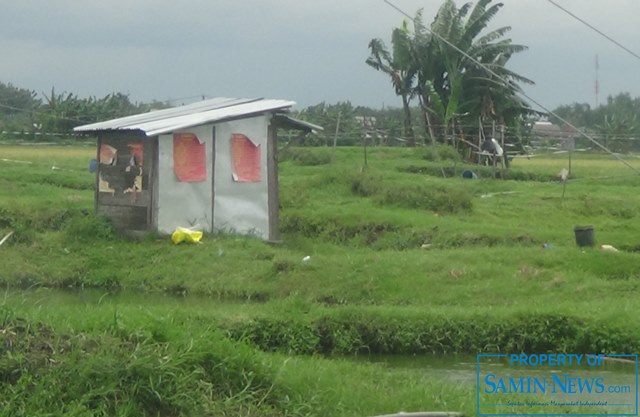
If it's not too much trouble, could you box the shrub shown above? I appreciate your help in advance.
[280,212,397,245]
[423,144,462,162]
[374,184,472,213]
[398,165,556,181]
[349,171,380,197]
[222,311,640,355]
[65,214,117,242]
[285,147,333,166]
[349,172,472,213]
[0,206,80,242]
[279,183,309,208]
[0,315,297,416]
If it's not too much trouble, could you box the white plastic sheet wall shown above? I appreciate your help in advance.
[213,115,270,239]
[156,124,214,234]
[155,115,271,239]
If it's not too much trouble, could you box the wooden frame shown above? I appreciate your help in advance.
[210,126,216,232]
[267,120,280,242]
[95,131,155,232]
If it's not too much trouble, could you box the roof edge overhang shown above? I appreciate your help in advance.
[274,114,323,133]
[73,97,298,136]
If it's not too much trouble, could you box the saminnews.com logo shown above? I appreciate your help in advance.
[476,353,639,416]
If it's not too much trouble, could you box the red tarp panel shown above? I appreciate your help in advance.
[173,133,206,182]
[231,134,261,182]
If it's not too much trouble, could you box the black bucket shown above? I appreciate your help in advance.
[574,225,595,247]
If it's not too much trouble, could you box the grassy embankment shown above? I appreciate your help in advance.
[1,143,640,416]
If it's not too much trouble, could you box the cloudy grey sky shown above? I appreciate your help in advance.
[1,0,638,111]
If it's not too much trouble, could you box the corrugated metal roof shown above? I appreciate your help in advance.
[74,97,298,136]
[274,114,323,133]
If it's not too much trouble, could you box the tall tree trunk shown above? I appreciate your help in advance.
[418,94,436,145]
[425,109,437,145]
[401,94,416,147]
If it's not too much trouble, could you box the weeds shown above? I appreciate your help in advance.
[0,313,297,417]
[283,147,333,166]
[350,171,381,197]
[0,206,87,245]
[399,164,556,181]
[422,144,462,162]
[65,213,118,243]
[373,183,472,212]
[349,171,473,212]
[222,311,640,355]
[281,212,397,244]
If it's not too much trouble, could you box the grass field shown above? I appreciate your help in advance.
[1,143,639,416]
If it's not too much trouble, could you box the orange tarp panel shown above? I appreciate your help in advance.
[173,133,206,182]
[231,134,261,182]
[99,144,117,165]
[127,143,144,166]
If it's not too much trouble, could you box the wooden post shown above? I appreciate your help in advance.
[451,119,457,149]
[95,135,101,215]
[267,122,280,242]
[150,136,160,231]
[210,127,216,233]
[492,155,497,178]
[500,124,506,168]
[332,111,341,156]
[562,151,572,200]
[478,117,483,164]
[363,134,368,169]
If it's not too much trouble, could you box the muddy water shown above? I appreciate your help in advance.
[356,354,637,414]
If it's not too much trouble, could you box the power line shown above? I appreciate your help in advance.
[382,0,640,174]
[545,0,640,62]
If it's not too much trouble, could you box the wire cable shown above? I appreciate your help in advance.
[545,0,640,62]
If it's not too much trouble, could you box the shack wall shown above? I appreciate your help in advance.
[156,124,214,234]
[97,115,274,239]
[96,132,154,231]
[213,114,270,238]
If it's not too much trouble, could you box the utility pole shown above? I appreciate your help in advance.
[333,111,341,150]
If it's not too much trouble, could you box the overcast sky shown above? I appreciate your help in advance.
[1,0,638,111]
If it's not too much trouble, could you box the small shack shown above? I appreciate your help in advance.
[74,97,321,241]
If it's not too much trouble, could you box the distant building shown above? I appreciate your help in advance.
[531,121,577,151]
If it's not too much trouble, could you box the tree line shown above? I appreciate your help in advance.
[2,78,639,153]
[0,83,168,138]
[550,93,640,152]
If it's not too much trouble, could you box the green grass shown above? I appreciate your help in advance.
[2,143,640,416]
[0,298,479,416]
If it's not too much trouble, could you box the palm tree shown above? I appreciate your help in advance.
[366,25,417,146]
[407,10,440,143]
[412,0,534,144]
